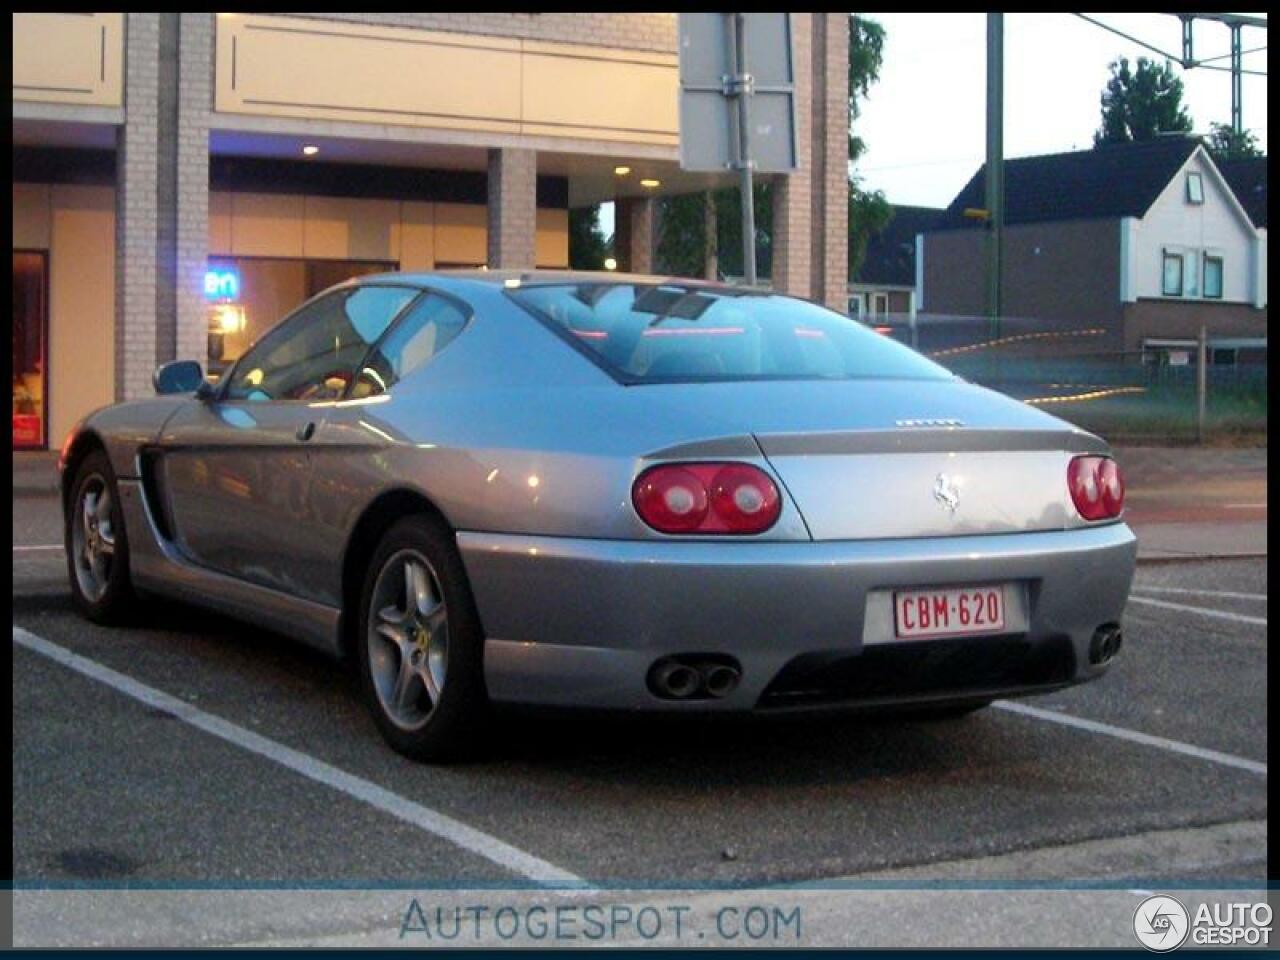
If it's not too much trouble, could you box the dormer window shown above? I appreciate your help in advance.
[1186,172,1204,205]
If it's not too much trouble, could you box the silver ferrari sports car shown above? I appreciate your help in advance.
[60,271,1136,760]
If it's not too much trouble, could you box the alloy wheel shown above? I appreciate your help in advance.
[366,549,450,731]
[71,474,117,602]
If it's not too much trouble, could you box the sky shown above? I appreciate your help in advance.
[855,12,1269,209]
[599,13,1266,235]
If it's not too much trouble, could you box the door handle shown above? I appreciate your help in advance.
[296,421,316,442]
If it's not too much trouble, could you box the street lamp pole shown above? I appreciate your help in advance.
[985,12,1004,340]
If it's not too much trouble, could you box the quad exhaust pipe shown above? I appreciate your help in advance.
[1089,624,1124,666]
[648,657,742,700]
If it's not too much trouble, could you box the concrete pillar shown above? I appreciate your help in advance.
[615,196,654,274]
[813,12,850,312]
[115,12,160,401]
[770,13,812,299]
[486,147,537,269]
[175,13,213,368]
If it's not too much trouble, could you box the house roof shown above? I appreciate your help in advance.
[934,136,1203,230]
[854,205,944,286]
[1217,156,1268,228]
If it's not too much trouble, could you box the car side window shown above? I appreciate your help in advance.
[350,293,469,399]
[223,286,419,402]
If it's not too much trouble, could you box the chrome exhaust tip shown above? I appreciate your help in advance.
[1089,625,1123,665]
[649,660,702,699]
[702,664,741,699]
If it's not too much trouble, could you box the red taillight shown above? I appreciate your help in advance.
[632,463,781,535]
[1068,455,1124,521]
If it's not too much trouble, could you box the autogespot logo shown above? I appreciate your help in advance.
[1133,895,1190,952]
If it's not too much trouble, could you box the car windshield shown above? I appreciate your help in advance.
[507,282,951,383]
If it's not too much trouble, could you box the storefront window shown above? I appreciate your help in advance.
[13,251,48,449]
[205,257,396,377]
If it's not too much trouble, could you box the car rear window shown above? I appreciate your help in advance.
[507,282,951,383]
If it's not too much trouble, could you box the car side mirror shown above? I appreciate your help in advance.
[153,360,206,395]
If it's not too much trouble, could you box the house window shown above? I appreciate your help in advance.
[1184,251,1199,298]
[1186,172,1204,205]
[871,293,889,317]
[847,295,864,319]
[1203,255,1224,299]
[1211,348,1237,367]
[1161,251,1184,296]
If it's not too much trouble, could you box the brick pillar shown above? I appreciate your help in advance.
[615,196,654,274]
[175,13,213,367]
[770,13,812,299]
[814,13,850,312]
[486,147,537,269]
[116,13,160,401]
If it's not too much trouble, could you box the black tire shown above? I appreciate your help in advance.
[65,448,136,624]
[355,514,489,762]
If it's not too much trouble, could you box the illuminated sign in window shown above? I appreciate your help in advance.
[204,268,240,301]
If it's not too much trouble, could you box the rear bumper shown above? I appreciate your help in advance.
[458,524,1137,711]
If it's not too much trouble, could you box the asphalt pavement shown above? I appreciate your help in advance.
[10,452,1269,946]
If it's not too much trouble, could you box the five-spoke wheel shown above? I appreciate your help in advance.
[356,514,488,761]
[65,449,134,623]
[367,550,450,731]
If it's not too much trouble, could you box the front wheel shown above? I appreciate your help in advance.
[356,515,489,762]
[65,449,136,624]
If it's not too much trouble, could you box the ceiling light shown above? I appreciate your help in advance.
[640,178,660,188]
[301,144,320,156]
[614,165,632,176]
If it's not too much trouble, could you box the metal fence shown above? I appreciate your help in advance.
[872,313,1268,443]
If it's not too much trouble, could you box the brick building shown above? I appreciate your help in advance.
[11,12,851,449]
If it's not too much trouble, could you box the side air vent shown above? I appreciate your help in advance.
[138,448,175,541]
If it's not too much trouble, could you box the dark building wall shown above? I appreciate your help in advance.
[887,290,911,313]
[922,219,1125,343]
[1122,300,1268,351]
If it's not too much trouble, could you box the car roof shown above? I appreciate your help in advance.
[354,269,755,299]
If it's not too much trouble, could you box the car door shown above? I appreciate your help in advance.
[158,283,421,603]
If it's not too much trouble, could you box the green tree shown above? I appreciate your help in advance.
[568,205,609,270]
[1206,122,1263,162]
[1094,56,1193,146]
[654,193,710,278]
[847,15,885,166]
[847,14,889,279]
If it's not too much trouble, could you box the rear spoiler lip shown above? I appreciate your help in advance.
[755,427,1108,457]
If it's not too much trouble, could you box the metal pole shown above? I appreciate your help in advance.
[1230,23,1243,137]
[727,13,757,286]
[1197,325,1207,443]
[985,13,1004,340]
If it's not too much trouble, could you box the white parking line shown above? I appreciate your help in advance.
[1131,586,1267,602]
[993,700,1267,777]
[1126,595,1267,626]
[13,545,61,552]
[12,625,588,890]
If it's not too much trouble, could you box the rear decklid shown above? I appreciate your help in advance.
[642,378,1105,540]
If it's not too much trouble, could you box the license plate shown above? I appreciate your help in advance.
[893,584,1007,640]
